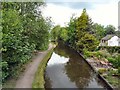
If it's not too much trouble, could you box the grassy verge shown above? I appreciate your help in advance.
[32,48,54,88]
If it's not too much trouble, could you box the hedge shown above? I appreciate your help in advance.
[97,46,120,53]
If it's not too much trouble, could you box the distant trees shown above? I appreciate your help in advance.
[59,27,68,42]
[50,25,61,42]
[105,25,116,35]
[115,30,120,37]
[51,8,117,53]
[2,2,51,82]
[92,24,116,40]
[51,8,99,52]
[66,16,77,47]
[92,23,106,40]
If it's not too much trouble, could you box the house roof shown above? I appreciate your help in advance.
[102,35,114,41]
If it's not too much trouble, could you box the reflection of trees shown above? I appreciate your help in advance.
[55,41,94,88]
[54,42,70,58]
[45,74,52,89]
[64,51,93,88]
[52,42,104,88]
[44,42,108,89]
[65,59,92,88]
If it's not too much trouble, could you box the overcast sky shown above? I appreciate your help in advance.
[42,0,119,29]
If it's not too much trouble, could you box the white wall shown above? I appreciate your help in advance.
[108,36,119,46]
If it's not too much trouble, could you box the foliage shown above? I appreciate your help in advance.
[2,2,51,82]
[75,9,98,52]
[115,30,120,37]
[98,68,107,74]
[103,75,119,88]
[50,25,61,42]
[107,55,120,68]
[98,46,120,53]
[66,16,77,47]
[83,49,104,59]
[107,69,118,76]
[76,8,93,34]
[59,27,68,42]
[105,25,116,35]
[92,23,106,40]
[51,8,99,53]
[76,32,99,52]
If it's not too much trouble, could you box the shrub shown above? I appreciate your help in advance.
[108,69,118,76]
[98,68,107,74]
[107,55,120,68]
[98,46,120,53]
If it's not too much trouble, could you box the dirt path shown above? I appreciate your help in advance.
[15,44,54,88]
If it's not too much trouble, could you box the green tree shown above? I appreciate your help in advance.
[67,16,77,47]
[76,33,99,52]
[51,25,61,42]
[92,23,106,40]
[76,8,93,35]
[115,30,120,37]
[2,2,51,82]
[105,25,116,35]
[59,27,68,42]
[76,8,98,52]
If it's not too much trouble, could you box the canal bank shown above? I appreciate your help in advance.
[32,43,56,88]
[78,53,114,90]
[67,43,116,90]
[44,42,111,89]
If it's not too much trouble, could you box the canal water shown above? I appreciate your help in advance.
[44,42,108,89]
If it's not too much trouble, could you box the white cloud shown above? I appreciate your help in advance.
[42,1,118,29]
[42,3,82,26]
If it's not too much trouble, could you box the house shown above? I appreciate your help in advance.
[100,35,120,46]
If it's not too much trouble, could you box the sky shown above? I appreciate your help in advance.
[41,0,119,29]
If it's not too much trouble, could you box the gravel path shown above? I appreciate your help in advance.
[15,44,53,88]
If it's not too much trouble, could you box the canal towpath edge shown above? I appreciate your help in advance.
[15,43,55,88]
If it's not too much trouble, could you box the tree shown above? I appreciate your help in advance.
[115,30,120,37]
[2,2,51,82]
[75,8,98,52]
[92,23,106,40]
[76,8,93,35]
[105,25,116,35]
[50,25,61,42]
[76,33,99,52]
[67,16,77,47]
[59,27,68,42]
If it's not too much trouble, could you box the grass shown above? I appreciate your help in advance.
[32,48,54,89]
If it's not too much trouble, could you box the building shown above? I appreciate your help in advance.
[100,35,120,46]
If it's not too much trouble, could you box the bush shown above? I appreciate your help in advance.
[98,46,120,53]
[83,49,103,59]
[107,69,118,76]
[98,68,107,74]
[107,55,120,68]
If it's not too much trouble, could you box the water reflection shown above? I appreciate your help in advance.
[47,52,69,66]
[45,42,108,89]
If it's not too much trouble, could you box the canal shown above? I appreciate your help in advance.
[44,42,108,89]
